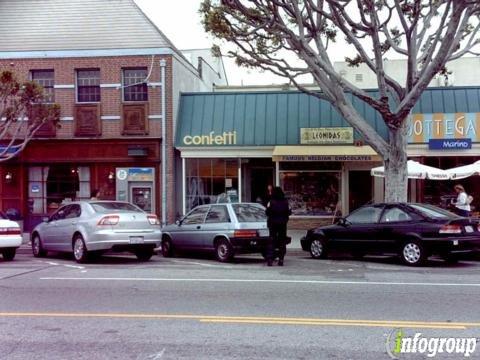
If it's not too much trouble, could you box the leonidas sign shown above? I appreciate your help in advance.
[301,127,354,144]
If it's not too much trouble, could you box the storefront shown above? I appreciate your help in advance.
[407,110,480,213]
[175,87,480,224]
[175,91,385,223]
[0,139,160,231]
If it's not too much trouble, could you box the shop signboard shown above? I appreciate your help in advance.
[301,127,354,145]
[127,168,154,181]
[277,155,376,161]
[408,113,480,144]
[428,138,472,150]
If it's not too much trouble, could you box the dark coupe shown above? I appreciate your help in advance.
[301,203,480,266]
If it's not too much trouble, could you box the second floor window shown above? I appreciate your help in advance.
[31,70,54,103]
[77,69,100,102]
[123,68,148,102]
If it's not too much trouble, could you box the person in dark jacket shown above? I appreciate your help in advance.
[265,186,291,266]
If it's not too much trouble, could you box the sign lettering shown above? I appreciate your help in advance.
[183,131,237,146]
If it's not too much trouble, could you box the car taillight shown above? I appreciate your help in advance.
[147,215,160,225]
[439,224,462,234]
[0,227,21,235]
[234,229,257,238]
[97,215,119,226]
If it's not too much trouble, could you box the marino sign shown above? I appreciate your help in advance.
[183,131,237,146]
[428,138,472,150]
[301,127,354,144]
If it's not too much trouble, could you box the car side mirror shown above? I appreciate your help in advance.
[42,216,49,223]
[338,218,348,226]
[175,219,182,226]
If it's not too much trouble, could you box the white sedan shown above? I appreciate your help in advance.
[0,212,22,261]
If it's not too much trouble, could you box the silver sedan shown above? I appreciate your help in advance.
[161,203,269,262]
[31,201,161,263]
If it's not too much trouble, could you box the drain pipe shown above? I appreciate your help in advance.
[160,59,167,226]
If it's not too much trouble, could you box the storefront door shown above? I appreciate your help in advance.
[349,171,373,213]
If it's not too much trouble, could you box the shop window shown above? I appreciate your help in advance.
[280,171,341,216]
[28,166,91,215]
[185,158,239,211]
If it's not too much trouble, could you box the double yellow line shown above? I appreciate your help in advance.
[0,312,478,329]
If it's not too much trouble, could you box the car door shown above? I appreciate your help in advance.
[172,206,209,249]
[41,205,68,250]
[378,205,415,253]
[326,205,384,252]
[54,204,82,252]
[202,205,232,249]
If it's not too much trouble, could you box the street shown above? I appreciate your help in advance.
[1,247,480,360]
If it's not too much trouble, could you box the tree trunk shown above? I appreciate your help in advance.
[384,126,408,202]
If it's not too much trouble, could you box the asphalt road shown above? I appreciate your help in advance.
[1,248,480,360]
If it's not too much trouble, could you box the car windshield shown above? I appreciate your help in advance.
[90,202,143,213]
[409,203,459,219]
[232,204,266,222]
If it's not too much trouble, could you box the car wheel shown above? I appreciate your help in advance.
[32,234,47,257]
[73,235,89,263]
[2,248,16,261]
[135,248,154,261]
[161,237,174,258]
[310,238,328,259]
[215,239,234,262]
[400,240,426,266]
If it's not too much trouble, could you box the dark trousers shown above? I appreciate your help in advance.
[456,208,470,217]
[267,223,287,262]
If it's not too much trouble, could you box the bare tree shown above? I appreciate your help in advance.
[0,70,60,161]
[200,0,480,201]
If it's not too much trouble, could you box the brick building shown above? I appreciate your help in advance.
[0,0,226,230]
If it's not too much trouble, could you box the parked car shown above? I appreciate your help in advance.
[0,211,22,261]
[161,203,269,262]
[31,201,161,263]
[301,203,480,266]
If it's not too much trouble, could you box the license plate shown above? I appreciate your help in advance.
[129,236,144,244]
[258,229,269,237]
[465,226,474,233]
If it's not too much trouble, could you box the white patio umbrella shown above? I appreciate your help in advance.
[446,160,480,180]
[371,160,450,180]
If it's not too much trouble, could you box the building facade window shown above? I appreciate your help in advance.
[77,69,100,102]
[279,162,342,216]
[31,70,54,103]
[28,166,91,215]
[123,68,148,102]
[185,158,239,211]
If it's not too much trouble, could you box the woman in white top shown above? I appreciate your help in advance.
[453,184,470,217]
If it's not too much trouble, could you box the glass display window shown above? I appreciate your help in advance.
[280,170,341,216]
[185,158,239,211]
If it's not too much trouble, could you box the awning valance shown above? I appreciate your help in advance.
[272,145,381,162]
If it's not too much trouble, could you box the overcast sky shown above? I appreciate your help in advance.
[134,0,303,86]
